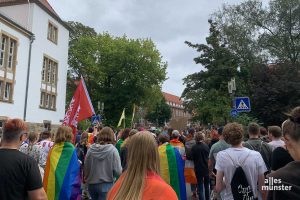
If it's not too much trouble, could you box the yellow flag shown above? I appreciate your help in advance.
[117,108,125,127]
[131,104,136,124]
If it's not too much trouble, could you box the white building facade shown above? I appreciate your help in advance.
[0,0,69,129]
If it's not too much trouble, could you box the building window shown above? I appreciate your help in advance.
[41,56,58,85]
[40,92,45,106]
[51,95,56,109]
[52,63,57,83]
[0,36,6,67]
[40,56,58,110]
[0,34,17,103]
[8,40,15,69]
[47,59,51,82]
[47,22,58,44]
[0,81,2,97]
[42,58,46,81]
[4,82,11,101]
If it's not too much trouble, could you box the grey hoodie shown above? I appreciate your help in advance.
[84,143,122,184]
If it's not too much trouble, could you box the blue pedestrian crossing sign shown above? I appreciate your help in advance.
[91,115,101,125]
[235,97,251,112]
[230,109,238,118]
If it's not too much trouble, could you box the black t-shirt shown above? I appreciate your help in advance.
[209,139,219,149]
[191,142,209,177]
[120,146,128,171]
[0,149,43,200]
[271,146,294,171]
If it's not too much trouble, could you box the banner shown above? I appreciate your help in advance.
[117,108,125,128]
[63,77,95,139]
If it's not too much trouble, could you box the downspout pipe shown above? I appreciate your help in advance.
[23,35,35,121]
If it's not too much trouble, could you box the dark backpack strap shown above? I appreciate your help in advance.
[259,141,263,152]
[245,141,255,150]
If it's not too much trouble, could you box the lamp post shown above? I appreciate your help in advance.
[97,101,105,124]
[228,77,236,111]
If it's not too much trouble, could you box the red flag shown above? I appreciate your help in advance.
[63,77,95,140]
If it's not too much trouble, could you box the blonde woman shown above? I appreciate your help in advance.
[120,129,138,171]
[107,131,177,200]
[84,127,122,200]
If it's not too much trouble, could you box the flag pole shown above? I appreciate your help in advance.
[124,108,126,129]
[131,104,136,128]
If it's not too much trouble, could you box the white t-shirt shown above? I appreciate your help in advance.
[215,147,267,200]
[268,139,285,151]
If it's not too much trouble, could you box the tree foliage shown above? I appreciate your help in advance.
[145,96,171,126]
[250,63,300,126]
[213,0,300,64]
[67,22,167,126]
[182,20,242,124]
[183,0,300,126]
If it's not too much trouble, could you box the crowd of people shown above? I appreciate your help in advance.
[0,106,300,200]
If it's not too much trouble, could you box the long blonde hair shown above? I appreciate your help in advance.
[54,126,73,144]
[111,131,160,200]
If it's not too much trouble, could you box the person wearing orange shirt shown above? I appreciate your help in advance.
[107,131,178,200]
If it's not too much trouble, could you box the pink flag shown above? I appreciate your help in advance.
[63,77,95,140]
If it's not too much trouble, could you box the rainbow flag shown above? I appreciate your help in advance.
[158,143,187,200]
[43,142,81,200]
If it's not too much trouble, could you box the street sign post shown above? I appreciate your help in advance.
[235,97,251,112]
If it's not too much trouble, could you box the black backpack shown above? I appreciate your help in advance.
[225,151,256,200]
[245,141,271,173]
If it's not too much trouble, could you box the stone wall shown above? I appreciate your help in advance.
[169,117,190,131]
[26,122,60,135]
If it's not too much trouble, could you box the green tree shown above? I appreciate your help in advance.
[67,24,167,126]
[67,21,97,46]
[145,96,171,127]
[182,20,243,124]
[249,63,300,126]
[213,0,300,64]
[66,21,97,107]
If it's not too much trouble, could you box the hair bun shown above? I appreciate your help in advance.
[289,116,300,124]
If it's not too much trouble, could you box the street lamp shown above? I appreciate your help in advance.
[97,101,105,124]
[228,78,236,109]
[97,101,104,114]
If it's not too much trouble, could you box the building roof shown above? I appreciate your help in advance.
[0,0,70,31]
[162,92,183,105]
[0,11,33,37]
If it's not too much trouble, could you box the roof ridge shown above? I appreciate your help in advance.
[0,0,71,31]
[162,92,183,105]
[37,0,59,18]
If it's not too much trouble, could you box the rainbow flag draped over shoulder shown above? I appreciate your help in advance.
[158,143,187,200]
[43,142,81,200]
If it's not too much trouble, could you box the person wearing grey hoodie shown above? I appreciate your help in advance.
[84,127,122,200]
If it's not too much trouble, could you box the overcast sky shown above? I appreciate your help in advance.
[49,0,251,97]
